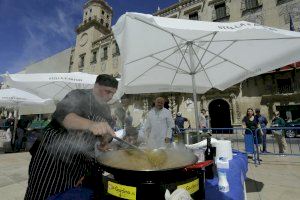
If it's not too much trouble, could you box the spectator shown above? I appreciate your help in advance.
[114,104,126,129]
[199,109,209,131]
[144,97,175,148]
[124,111,133,127]
[255,108,268,153]
[15,116,32,152]
[0,116,7,130]
[271,111,287,154]
[18,116,32,130]
[111,114,118,131]
[6,114,15,150]
[175,112,191,132]
[124,126,139,146]
[242,108,262,152]
[15,126,24,152]
[137,112,147,139]
[6,114,14,135]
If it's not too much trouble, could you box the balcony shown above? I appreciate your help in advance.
[76,16,111,35]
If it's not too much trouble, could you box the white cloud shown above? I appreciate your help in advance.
[10,0,86,72]
[2,0,87,73]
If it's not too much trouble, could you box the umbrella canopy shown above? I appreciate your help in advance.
[112,12,300,128]
[0,88,53,108]
[0,88,55,114]
[0,88,54,143]
[3,72,97,101]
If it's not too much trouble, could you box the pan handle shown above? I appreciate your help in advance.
[184,160,213,171]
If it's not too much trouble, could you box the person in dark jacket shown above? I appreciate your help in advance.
[255,108,268,152]
[175,112,191,131]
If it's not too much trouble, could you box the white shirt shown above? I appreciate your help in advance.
[199,113,207,128]
[144,107,174,148]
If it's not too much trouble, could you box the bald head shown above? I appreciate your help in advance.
[155,97,165,110]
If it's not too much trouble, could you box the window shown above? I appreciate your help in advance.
[245,0,258,10]
[88,17,91,21]
[85,12,87,15]
[113,43,120,57]
[102,10,105,15]
[79,54,85,71]
[189,12,198,20]
[277,79,294,94]
[69,55,73,65]
[101,46,108,61]
[91,50,98,64]
[100,18,104,24]
[241,0,262,15]
[107,14,109,19]
[215,3,226,20]
[90,9,92,12]
[276,105,300,121]
[106,23,109,28]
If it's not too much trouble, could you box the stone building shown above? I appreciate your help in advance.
[152,0,300,128]
[69,0,121,77]
[22,0,300,128]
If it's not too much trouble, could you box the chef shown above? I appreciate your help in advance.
[144,97,175,148]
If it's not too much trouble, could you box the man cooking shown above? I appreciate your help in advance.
[25,74,118,200]
[143,97,175,148]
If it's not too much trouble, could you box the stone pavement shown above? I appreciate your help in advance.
[0,152,300,200]
[246,155,300,200]
[0,152,30,200]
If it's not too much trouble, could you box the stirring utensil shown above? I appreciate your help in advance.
[113,136,141,151]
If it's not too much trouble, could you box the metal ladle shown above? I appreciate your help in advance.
[112,135,141,151]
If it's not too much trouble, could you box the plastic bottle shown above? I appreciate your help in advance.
[216,158,230,193]
[218,170,229,193]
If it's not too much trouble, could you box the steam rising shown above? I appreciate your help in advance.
[45,130,97,163]
[43,91,194,167]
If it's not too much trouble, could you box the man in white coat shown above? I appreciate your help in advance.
[144,97,175,148]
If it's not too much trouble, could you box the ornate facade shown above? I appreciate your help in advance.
[69,0,300,127]
[69,0,121,77]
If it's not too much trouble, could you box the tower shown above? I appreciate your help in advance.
[70,0,113,72]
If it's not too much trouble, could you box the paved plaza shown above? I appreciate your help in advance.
[0,151,300,200]
[0,152,30,200]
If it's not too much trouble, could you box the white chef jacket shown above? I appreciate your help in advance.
[144,107,175,148]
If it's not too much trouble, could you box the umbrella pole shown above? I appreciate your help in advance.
[12,109,19,146]
[188,43,200,131]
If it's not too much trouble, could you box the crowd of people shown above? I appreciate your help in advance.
[0,113,50,152]
[0,73,294,199]
[242,108,288,154]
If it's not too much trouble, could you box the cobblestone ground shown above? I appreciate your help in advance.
[1,132,300,200]
[0,152,30,200]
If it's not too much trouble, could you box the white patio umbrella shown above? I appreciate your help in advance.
[0,88,53,143]
[112,12,300,129]
[3,72,97,101]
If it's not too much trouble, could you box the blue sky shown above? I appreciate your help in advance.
[0,0,177,76]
